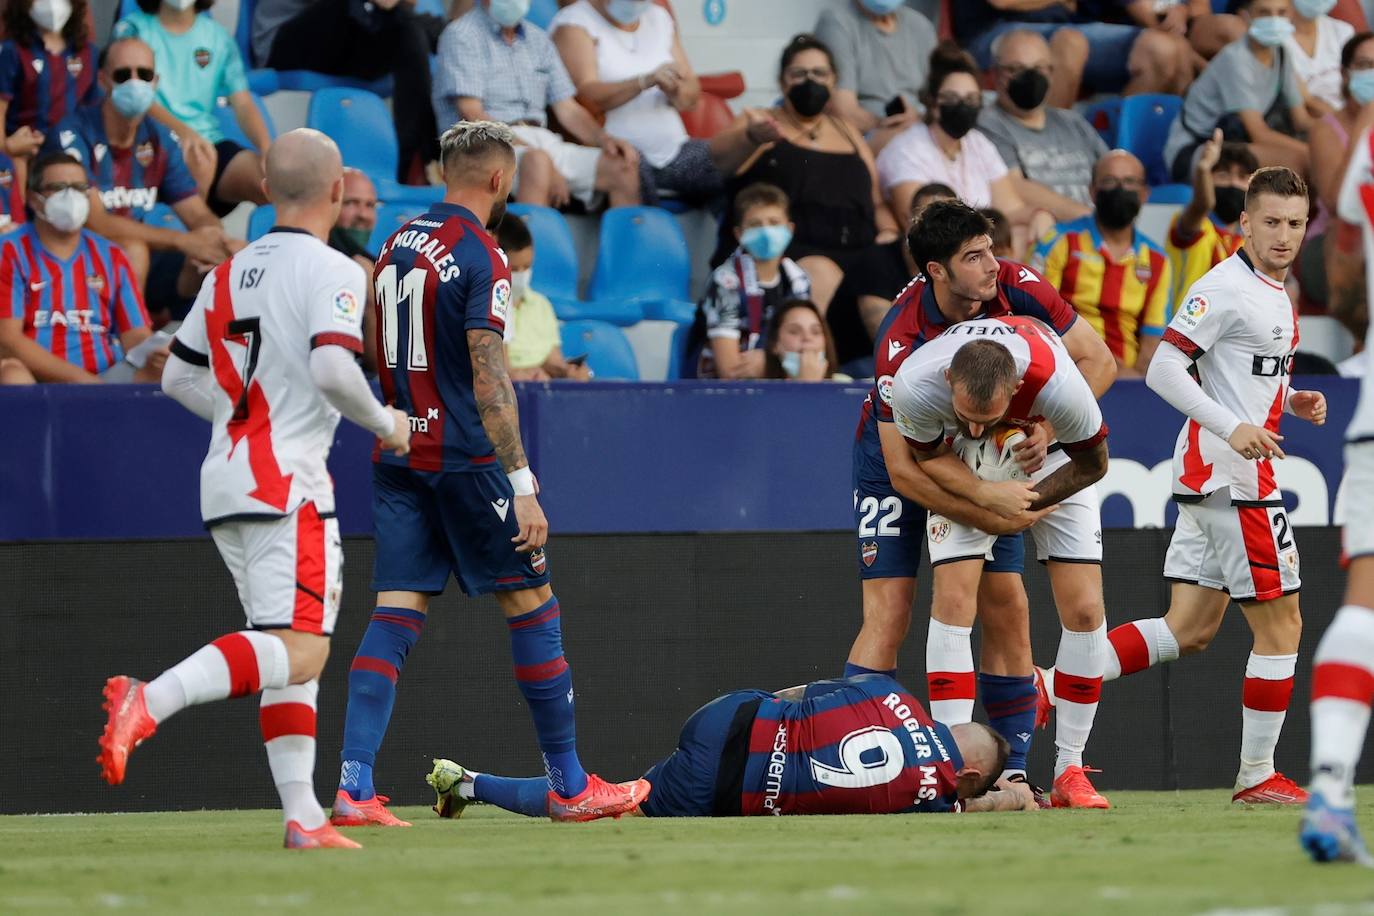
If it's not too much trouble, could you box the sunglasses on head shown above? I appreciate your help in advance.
[111,67,156,84]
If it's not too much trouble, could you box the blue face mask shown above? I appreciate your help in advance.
[605,0,648,24]
[488,0,529,27]
[1248,15,1295,47]
[740,224,793,261]
[859,0,904,14]
[1351,69,1374,104]
[111,79,156,119]
[1292,0,1337,18]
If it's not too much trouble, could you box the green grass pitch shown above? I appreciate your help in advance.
[4,791,1374,915]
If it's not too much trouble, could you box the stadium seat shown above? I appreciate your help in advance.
[143,203,186,232]
[506,203,581,312]
[559,320,639,380]
[233,0,392,98]
[666,321,693,380]
[306,88,435,205]
[587,207,694,325]
[1117,94,1182,187]
[368,202,424,252]
[247,204,275,241]
[1081,96,1123,148]
[214,92,276,152]
[1147,183,1193,206]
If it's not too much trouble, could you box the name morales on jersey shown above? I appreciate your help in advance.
[382,228,461,282]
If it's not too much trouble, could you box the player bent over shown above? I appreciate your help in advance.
[1040,167,1325,805]
[891,318,1112,808]
[427,674,1039,818]
[1300,124,1374,864]
[97,129,412,849]
[329,121,647,828]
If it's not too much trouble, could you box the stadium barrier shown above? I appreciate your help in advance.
[2,527,1360,814]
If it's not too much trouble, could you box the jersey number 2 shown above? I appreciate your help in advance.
[810,726,905,789]
[376,264,429,371]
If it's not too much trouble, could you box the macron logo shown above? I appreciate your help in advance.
[1017,267,1035,285]
[491,498,509,521]
[887,339,904,360]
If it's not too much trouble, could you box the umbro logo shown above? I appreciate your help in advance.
[491,498,509,521]
[1272,326,1284,340]
[887,339,904,360]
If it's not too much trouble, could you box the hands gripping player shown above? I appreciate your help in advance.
[1299,118,1374,864]
[889,318,1114,808]
[844,201,1115,798]
[329,121,647,828]
[96,129,411,850]
[1039,167,1326,806]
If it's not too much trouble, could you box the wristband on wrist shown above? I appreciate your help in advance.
[508,466,536,496]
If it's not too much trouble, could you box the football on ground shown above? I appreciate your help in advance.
[959,426,1029,482]
[5,790,1374,914]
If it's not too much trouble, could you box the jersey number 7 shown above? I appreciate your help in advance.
[377,264,429,372]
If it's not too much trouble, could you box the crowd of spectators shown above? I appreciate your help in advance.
[0,0,1369,386]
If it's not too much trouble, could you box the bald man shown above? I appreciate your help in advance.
[329,168,380,372]
[99,128,411,850]
[1031,150,1173,376]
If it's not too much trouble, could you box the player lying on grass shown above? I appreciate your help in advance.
[426,673,1039,818]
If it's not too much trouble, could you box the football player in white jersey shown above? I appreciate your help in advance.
[96,129,411,849]
[889,316,1115,809]
[1301,120,1374,864]
[1044,167,1327,806]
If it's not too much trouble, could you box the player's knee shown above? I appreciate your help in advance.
[1176,631,1212,655]
[279,631,330,683]
[1057,601,1104,633]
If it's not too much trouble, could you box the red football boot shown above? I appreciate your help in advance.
[548,775,651,823]
[1033,666,1053,730]
[1050,765,1111,809]
[97,676,157,786]
[331,789,413,827]
[1232,772,1309,805]
[285,820,362,849]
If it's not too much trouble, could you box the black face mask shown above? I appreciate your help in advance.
[937,102,980,140]
[1213,186,1246,226]
[1007,69,1050,111]
[787,79,831,118]
[1094,186,1141,231]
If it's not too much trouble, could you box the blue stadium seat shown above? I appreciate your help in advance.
[368,202,425,252]
[666,322,693,380]
[527,0,561,29]
[214,92,276,151]
[506,202,579,303]
[1148,183,1193,205]
[143,203,186,232]
[559,320,639,380]
[247,204,275,241]
[587,206,694,325]
[233,0,391,97]
[306,88,433,205]
[1081,96,1122,148]
[1117,94,1182,187]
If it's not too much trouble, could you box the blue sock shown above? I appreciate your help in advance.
[979,673,1038,775]
[339,606,426,800]
[474,774,551,818]
[507,596,588,798]
[844,662,898,679]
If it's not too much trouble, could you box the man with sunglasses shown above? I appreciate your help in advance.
[43,37,236,321]
[0,151,159,384]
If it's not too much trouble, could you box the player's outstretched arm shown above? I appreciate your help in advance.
[1027,439,1109,511]
[469,328,547,551]
[161,348,217,420]
[308,346,410,454]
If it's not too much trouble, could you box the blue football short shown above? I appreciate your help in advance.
[370,462,551,597]
[639,689,772,818]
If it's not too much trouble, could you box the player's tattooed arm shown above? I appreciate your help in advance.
[468,328,528,473]
[1027,440,1109,511]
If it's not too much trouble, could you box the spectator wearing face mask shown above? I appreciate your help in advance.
[762,299,850,382]
[496,214,591,382]
[329,167,380,372]
[1165,132,1258,309]
[1288,0,1356,115]
[0,151,163,385]
[0,0,98,151]
[1030,150,1171,376]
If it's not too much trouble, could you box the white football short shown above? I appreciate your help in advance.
[210,501,343,635]
[511,125,604,210]
[926,462,1102,566]
[1163,489,1300,602]
[1335,441,1374,563]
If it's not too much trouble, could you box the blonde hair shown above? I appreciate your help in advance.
[439,120,517,186]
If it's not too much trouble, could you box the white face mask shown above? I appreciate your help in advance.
[510,268,531,305]
[165,0,199,11]
[30,0,72,33]
[41,187,89,232]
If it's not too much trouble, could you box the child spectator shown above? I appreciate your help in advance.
[763,299,850,381]
[0,0,98,146]
[982,207,1015,259]
[688,183,810,379]
[497,215,590,382]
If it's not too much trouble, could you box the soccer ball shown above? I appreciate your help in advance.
[959,426,1030,483]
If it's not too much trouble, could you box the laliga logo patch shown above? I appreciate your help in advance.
[861,541,878,567]
[877,374,894,405]
[530,548,547,575]
[929,519,950,544]
[135,142,154,168]
[194,48,211,69]
[491,278,512,322]
[332,288,360,325]
[1177,294,1208,330]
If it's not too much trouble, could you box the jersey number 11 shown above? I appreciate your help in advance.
[376,264,429,371]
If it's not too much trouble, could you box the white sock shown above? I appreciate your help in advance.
[926,619,975,725]
[261,679,324,830]
[1237,652,1297,790]
[144,631,290,723]
[1310,605,1374,807]
[458,773,479,801]
[1103,618,1180,682]
[1053,624,1106,778]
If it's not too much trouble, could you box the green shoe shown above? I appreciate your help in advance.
[426,758,473,819]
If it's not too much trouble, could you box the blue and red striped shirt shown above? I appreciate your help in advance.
[0,150,25,229]
[0,39,98,135]
[741,675,963,816]
[0,223,148,374]
[373,202,513,472]
[46,104,198,220]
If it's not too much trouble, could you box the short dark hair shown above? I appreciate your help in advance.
[981,208,1011,254]
[1213,142,1258,178]
[907,199,992,279]
[919,42,981,124]
[1245,166,1309,211]
[29,152,84,190]
[1342,31,1374,70]
[136,0,213,12]
[733,182,790,226]
[496,214,533,253]
[911,182,958,222]
[779,33,835,78]
[948,340,1018,408]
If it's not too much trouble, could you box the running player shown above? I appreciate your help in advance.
[846,200,1115,791]
[96,129,411,849]
[889,317,1113,808]
[427,674,1039,819]
[1040,167,1326,806]
[1300,119,1374,864]
[329,120,647,827]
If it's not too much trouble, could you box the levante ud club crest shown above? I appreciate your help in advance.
[861,541,878,567]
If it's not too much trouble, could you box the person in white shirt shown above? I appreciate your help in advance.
[1289,0,1357,114]
[95,128,411,850]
